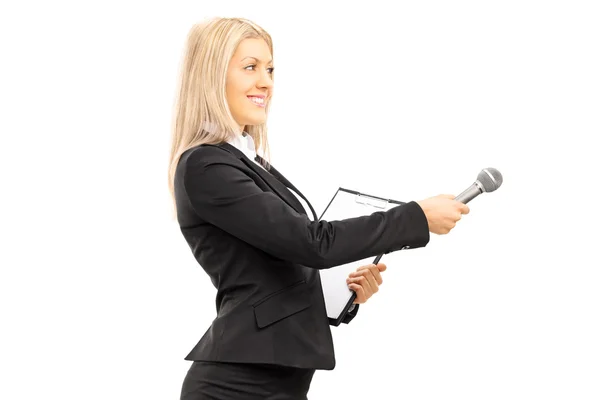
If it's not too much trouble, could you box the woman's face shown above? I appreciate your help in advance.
[226,38,274,132]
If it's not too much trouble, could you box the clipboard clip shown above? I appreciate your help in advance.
[355,194,389,209]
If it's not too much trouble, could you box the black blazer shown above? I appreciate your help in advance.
[174,142,430,370]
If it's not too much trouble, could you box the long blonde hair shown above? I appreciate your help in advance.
[167,17,273,216]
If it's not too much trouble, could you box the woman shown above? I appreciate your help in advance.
[168,17,469,400]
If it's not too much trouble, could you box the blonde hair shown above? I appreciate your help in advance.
[167,17,273,216]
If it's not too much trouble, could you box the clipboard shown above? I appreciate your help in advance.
[318,188,405,326]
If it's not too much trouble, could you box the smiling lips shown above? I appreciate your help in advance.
[247,95,266,108]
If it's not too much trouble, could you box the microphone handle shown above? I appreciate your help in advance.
[455,182,483,204]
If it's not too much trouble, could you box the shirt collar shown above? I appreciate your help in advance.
[227,132,257,161]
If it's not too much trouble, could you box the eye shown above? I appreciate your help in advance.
[244,65,275,75]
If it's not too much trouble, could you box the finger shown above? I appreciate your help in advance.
[367,264,383,285]
[357,263,375,271]
[454,201,469,214]
[347,276,374,297]
[350,270,378,291]
[358,269,380,293]
[377,263,387,272]
[441,194,455,199]
[348,283,366,304]
[364,266,381,293]
[353,275,374,299]
[356,264,383,285]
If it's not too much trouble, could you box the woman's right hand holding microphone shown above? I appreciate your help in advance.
[417,194,470,235]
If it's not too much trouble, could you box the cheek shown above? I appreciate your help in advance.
[235,75,255,94]
[225,80,237,102]
[226,73,240,95]
[226,86,244,114]
[227,84,244,104]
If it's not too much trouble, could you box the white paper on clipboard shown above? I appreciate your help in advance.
[318,188,404,322]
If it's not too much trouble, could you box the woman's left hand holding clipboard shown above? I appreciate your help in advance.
[346,263,387,304]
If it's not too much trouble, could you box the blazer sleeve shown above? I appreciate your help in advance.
[182,149,430,269]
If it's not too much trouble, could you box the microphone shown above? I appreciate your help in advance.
[455,168,503,204]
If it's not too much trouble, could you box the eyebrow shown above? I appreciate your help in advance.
[241,56,273,64]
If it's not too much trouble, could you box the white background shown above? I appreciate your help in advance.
[1,1,599,399]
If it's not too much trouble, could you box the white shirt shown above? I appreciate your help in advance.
[227,132,266,170]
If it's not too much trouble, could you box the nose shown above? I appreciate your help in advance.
[257,68,274,91]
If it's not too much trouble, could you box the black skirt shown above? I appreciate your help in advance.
[180,361,316,400]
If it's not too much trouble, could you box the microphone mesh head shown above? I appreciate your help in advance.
[477,168,503,192]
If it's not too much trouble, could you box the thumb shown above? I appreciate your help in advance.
[377,263,387,272]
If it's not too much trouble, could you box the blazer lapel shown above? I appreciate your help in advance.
[256,155,319,222]
[218,143,311,218]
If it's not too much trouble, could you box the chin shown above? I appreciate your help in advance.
[247,116,267,127]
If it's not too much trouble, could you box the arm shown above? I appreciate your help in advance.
[182,149,430,269]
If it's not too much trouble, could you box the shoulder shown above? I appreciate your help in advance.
[177,143,249,184]
[182,144,234,165]
[178,143,246,173]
